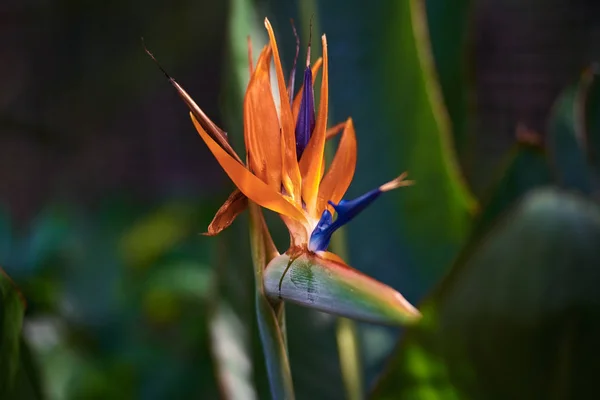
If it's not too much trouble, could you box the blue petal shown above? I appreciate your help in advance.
[308,208,334,251]
[295,66,315,159]
[308,188,382,252]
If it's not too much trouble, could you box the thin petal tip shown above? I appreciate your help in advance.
[380,172,414,192]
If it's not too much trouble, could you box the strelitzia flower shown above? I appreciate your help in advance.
[147,18,421,324]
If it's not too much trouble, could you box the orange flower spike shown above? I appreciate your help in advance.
[299,34,329,214]
[148,21,414,262]
[264,18,302,202]
[243,45,282,188]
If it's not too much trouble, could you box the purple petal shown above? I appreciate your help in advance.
[295,66,316,159]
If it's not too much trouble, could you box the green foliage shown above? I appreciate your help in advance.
[0,269,26,396]
[426,0,473,162]
[374,189,600,399]
[547,74,594,193]
[373,60,600,399]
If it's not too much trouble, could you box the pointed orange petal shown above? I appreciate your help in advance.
[265,18,302,203]
[244,45,282,189]
[317,118,357,216]
[191,113,306,223]
[299,34,329,214]
[292,57,323,121]
[203,189,248,236]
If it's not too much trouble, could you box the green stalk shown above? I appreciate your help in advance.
[248,202,295,400]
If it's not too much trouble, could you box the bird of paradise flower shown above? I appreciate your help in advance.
[145,18,420,325]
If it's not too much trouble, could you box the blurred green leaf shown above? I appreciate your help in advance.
[10,338,45,400]
[0,268,26,396]
[583,67,600,181]
[22,205,75,272]
[320,0,475,297]
[373,188,600,399]
[0,208,11,266]
[379,0,476,280]
[472,133,552,238]
[315,0,476,387]
[547,74,593,193]
[119,202,199,268]
[426,0,473,163]
[17,198,223,399]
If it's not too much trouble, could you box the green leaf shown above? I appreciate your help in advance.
[547,74,593,193]
[119,202,199,268]
[319,0,475,296]
[0,268,26,396]
[9,338,45,400]
[314,0,476,387]
[472,133,552,238]
[426,0,473,163]
[374,188,600,399]
[583,67,600,181]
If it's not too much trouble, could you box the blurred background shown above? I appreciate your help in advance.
[1,0,600,399]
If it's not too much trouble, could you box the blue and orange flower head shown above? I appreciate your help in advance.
[147,19,420,323]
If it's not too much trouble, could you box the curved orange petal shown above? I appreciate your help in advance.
[203,189,248,236]
[244,45,282,189]
[292,57,323,121]
[265,18,302,203]
[191,113,306,223]
[316,118,357,216]
[299,34,329,214]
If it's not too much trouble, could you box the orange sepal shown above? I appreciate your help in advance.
[203,189,248,236]
[243,45,282,189]
[299,34,329,214]
[191,113,306,223]
[316,118,357,216]
[265,18,302,203]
